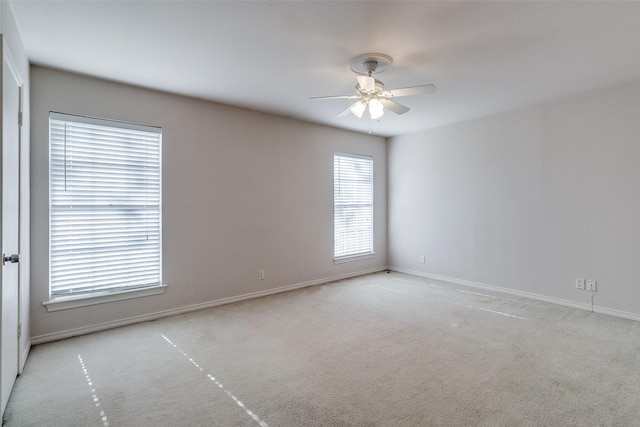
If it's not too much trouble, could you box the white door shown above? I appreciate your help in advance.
[1,39,22,416]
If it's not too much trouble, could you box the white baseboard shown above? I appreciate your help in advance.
[31,266,387,345]
[591,305,640,322]
[389,267,640,322]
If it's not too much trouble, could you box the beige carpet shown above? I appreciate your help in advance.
[5,271,640,426]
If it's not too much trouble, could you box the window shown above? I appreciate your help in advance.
[334,153,374,261]
[49,112,162,300]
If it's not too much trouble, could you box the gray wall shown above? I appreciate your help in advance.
[30,66,387,340]
[388,78,640,319]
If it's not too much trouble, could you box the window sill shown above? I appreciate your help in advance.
[334,252,375,264]
[42,284,167,312]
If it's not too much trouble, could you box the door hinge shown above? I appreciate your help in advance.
[18,111,23,126]
[17,323,22,339]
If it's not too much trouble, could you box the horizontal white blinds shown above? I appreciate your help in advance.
[49,113,162,298]
[334,153,373,258]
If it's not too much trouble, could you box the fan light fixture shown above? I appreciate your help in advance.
[350,100,366,118]
[350,98,384,120]
[368,98,384,120]
[309,53,437,121]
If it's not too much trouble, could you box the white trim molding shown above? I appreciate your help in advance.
[19,339,30,374]
[389,267,640,323]
[334,252,375,264]
[591,305,640,323]
[42,284,167,312]
[32,266,387,345]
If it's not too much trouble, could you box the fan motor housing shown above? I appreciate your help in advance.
[356,79,385,95]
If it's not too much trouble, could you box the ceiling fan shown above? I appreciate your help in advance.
[310,53,436,120]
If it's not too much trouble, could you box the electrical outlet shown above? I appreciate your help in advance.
[576,278,585,290]
[258,270,264,280]
[420,255,426,264]
[586,279,596,292]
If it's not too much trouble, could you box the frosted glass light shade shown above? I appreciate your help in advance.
[368,98,384,120]
[350,101,366,118]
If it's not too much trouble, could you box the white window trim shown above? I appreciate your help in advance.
[48,112,163,304]
[43,284,167,312]
[333,152,374,261]
[333,252,376,264]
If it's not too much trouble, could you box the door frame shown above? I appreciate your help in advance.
[0,35,25,400]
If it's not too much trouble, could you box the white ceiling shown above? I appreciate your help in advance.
[9,1,640,137]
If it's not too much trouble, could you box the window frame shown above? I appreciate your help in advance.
[44,112,164,311]
[333,152,375,263]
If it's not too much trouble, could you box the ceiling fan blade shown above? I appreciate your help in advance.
[381,84,436,98]
[356,75,375,92]
[309,94,361,100]
[379,98,410,115]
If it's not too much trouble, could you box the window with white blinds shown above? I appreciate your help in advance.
[49,112,162,299]
[334,153,374,260]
